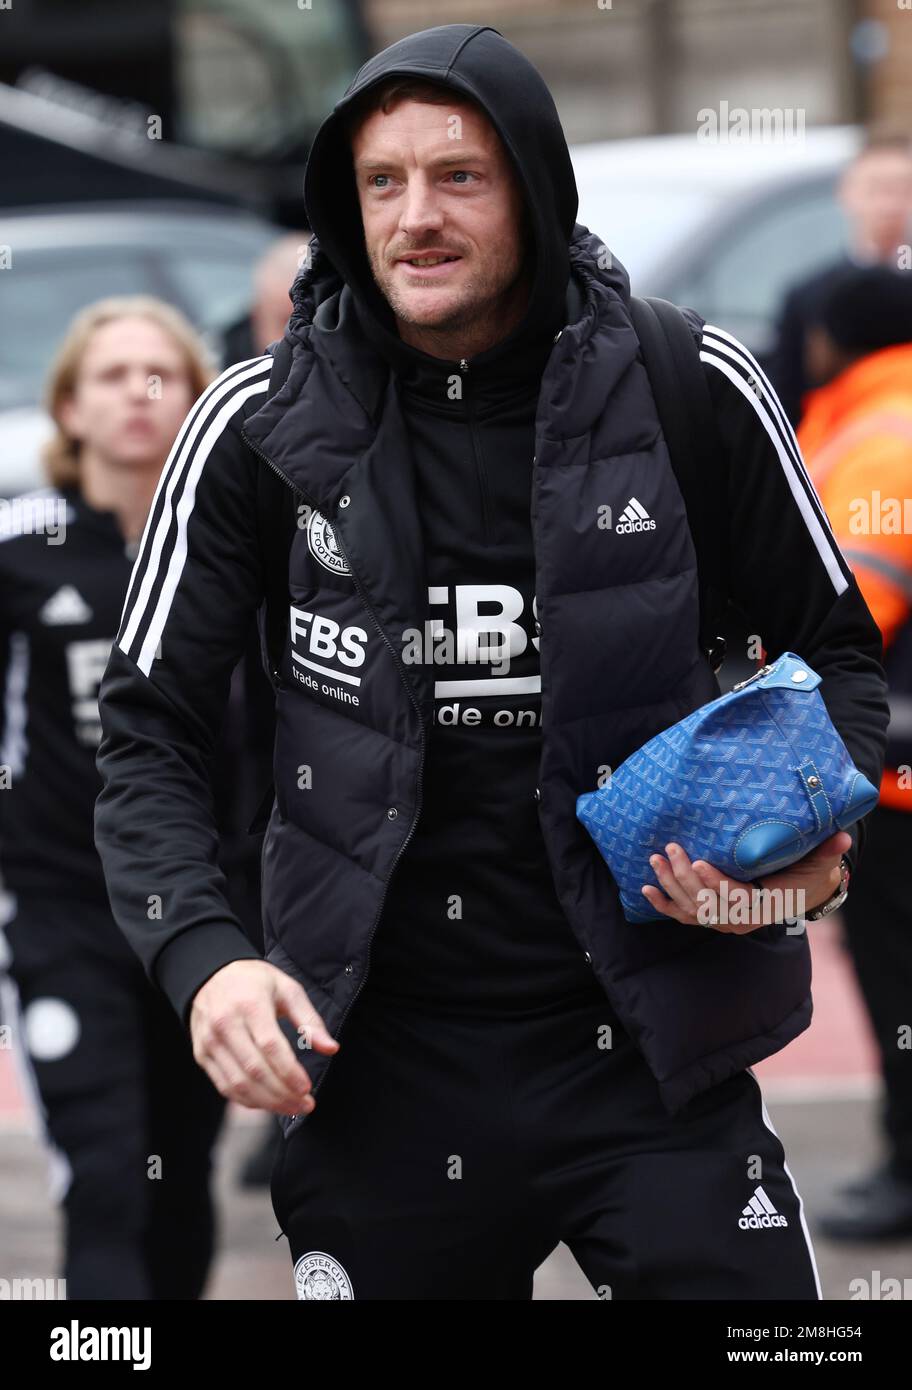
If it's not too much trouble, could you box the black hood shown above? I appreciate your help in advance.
[301,23,579,384]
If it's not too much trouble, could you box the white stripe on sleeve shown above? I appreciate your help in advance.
[118,357,272,675]
[700,332,848,598]
[118,358,271,642]
[701,324,846,555]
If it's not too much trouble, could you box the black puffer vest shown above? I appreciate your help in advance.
[242,225,812,1138]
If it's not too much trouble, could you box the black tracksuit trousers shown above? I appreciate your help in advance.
[838,804,912,1178]
[2,895,226,1299]
[270,986,821,1301]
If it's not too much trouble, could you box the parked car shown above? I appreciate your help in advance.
[0,200,282,493]
[571,125,861,356]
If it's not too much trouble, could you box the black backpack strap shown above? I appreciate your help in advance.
[255,336,298,684]
[629,295,729,671]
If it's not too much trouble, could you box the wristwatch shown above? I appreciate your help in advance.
[752,855,851,923]
[803,855,851,921]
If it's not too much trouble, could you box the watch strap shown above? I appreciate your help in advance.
[803,855,851,921]
[750,854,850,923]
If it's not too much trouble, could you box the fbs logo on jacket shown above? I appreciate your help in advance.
[290,603,368,702]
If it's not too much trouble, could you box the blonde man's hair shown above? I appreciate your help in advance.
[42,296,217,489]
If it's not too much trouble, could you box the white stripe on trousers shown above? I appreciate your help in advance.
[746,1065,823,1300]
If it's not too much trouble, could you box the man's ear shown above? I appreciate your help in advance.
[57,394,83,443]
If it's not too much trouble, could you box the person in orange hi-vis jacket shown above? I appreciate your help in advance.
[798,263,912,1241]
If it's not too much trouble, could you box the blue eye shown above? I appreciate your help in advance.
[370,174,390,188]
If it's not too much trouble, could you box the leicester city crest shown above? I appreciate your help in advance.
[307,508,350,576]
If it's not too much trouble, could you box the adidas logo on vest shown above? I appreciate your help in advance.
[615,496,656,534]
[739,1184,789,1230]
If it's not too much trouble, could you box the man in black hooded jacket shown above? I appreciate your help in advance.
[94,26,889,1300]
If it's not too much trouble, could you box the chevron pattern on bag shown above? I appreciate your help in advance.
[576,651,877,923]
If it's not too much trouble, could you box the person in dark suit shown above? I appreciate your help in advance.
[769,131,912,428]
[220,233,311,370]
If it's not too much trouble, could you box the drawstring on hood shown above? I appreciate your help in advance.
[300,24,580,392]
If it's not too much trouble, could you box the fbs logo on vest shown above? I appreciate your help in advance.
[289,603,368,707]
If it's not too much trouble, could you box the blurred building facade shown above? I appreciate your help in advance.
[862,0,912,128]
[365,0,909,143]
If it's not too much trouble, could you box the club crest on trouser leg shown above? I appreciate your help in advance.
[293,1251,355,1299]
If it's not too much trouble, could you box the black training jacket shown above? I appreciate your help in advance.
[94,24,889,1132]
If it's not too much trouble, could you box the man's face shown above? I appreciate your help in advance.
[351,97,528,336]
[59,317,196,470]
[840,149,912,255]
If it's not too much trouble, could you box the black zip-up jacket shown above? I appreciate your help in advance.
[94,24,889,1126]
[0,484,271,944]
[0,486,130,901]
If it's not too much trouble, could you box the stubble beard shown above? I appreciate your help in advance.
[368,243,526,347]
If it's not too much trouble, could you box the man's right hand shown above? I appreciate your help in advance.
[190,959,340,1115]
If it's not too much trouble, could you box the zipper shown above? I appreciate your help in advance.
[242,436,304,682]
[459,358,492,547]
[242,429,426,1111]
[731,661,775,692]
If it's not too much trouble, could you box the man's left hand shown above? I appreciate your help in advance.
[640,829,852,934]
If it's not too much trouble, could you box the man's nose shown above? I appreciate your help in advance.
[126,370,151,401]
[399,176,444,239]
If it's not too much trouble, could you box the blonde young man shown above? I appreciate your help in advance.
[0,299,226,1299]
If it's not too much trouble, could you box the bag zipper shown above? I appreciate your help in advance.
[731,661,776,692]
[459,357,492,546]
[241,431,426,1113]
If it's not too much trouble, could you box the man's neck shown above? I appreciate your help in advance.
[850,233,903,265]
[395,269,531,361]
[78,450,160,545]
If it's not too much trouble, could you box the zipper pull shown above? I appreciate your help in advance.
[731,662,775,692]
[458,358,469,373]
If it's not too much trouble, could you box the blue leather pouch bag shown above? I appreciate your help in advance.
[576,651,879,923]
